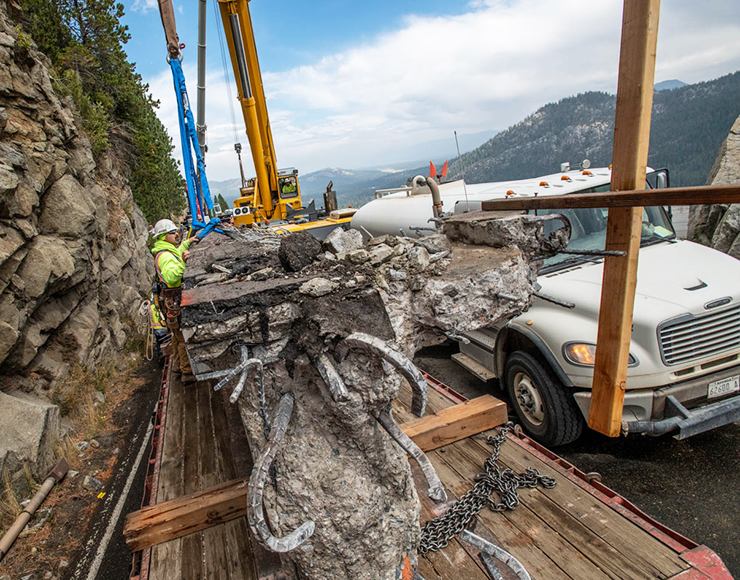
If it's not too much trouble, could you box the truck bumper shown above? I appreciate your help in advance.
[624,394,740,438]
[573,364,740,438]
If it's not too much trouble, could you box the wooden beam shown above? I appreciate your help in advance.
[400,395,508,451]
[589,0,661,437]
[124,477,248,552]
[478,184,740,211]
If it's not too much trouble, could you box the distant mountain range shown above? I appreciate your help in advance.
[208,131,499,208]
[210,72,740,210]
[654,79,688,91]
[450,71,740,189]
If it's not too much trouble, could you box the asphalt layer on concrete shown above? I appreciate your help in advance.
[415,342,740,578]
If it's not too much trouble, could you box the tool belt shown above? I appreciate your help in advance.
[160,287,182,330]
[160,287,182,299]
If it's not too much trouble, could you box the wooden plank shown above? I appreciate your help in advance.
[180,380,203,580]
[124,477,249,552]
[453,437,667,580]
[400,395,507,451]
[222,518,259,580]
[149,372,185,580]
[468,432,687,577]
[211,384,239,481]
[200,383,232,580]
[426,449,572,580]
[478,184,740,211]
[589,0,662,437]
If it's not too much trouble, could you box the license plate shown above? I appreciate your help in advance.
[708,375,740,399]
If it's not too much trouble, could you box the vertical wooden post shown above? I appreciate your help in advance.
[588,0,660,437]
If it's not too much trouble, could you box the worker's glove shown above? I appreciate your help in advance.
[189,236,200,245]
[195,218,222,241]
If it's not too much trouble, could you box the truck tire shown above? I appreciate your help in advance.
[504,351,583,446]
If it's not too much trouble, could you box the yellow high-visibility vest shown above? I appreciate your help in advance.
[149,303,166,330]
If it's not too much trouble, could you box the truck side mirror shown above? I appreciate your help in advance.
[655,171,668,190]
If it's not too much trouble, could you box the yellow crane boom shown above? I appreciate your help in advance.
[216,0,302,224]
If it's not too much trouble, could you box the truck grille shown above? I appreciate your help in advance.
[659,305,740,366]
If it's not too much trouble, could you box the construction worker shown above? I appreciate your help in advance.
[281,178,297,195]
[151,218,219,382]
[151,218,196,381]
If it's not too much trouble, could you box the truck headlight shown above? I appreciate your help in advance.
[563,342,638,367]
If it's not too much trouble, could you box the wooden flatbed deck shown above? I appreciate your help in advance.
[136,367,732,580]
[143,368,262,580]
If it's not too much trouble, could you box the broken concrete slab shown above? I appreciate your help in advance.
[442,210,570,256]
[178,213,560,579]
[324,227,363,255]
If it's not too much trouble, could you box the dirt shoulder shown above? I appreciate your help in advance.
[0,356,162,580]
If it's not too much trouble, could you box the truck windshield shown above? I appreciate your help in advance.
[538,205,676,272]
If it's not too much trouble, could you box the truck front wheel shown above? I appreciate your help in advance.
[504,351,584,446]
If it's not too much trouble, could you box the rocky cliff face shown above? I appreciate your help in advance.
[687,114,740,258]
[0,0,153,481]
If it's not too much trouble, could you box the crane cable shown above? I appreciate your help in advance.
[212,0,240,147]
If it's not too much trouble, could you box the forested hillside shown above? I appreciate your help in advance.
[451,72,740,188]
[17,0,185,222]
[294,72,740,209]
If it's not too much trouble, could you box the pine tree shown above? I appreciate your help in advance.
[17,0,186,223]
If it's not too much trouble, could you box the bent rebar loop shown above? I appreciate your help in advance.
[202,344,264,405]
[329,333,445,502]
[247,392,316,553]
[313,352,351,403]
[335,332,428,418]
[377,406,447,504]
[460,530,531,580]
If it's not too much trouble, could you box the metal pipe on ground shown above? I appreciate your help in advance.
[0,458,69,562]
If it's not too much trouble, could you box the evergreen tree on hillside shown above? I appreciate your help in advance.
[217,194,230,211]
[449,72,740,188]
[17,0,185,223]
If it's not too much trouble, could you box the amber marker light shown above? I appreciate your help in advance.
[561,175,571,181]
[564,343,596,366]
[582,170,592,176]
[506,190,515,196]
[564,342,638,366]
[539,181,549,187]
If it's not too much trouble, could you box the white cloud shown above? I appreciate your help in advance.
[131,0,157,14]
[146,0,740,184]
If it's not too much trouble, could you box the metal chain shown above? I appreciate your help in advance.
[418,423,556,554]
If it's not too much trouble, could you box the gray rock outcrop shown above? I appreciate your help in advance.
[687,114,740,258]
[0,0,152,483]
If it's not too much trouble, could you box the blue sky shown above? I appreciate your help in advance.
[120,0,740,183]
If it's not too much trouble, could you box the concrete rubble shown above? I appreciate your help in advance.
[179,212,568,580]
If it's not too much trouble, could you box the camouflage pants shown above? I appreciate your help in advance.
[162,290,192,376]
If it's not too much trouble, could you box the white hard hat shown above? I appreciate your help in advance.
[152,219,178,238]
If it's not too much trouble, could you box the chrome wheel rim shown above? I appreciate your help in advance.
[513,371,545,426]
